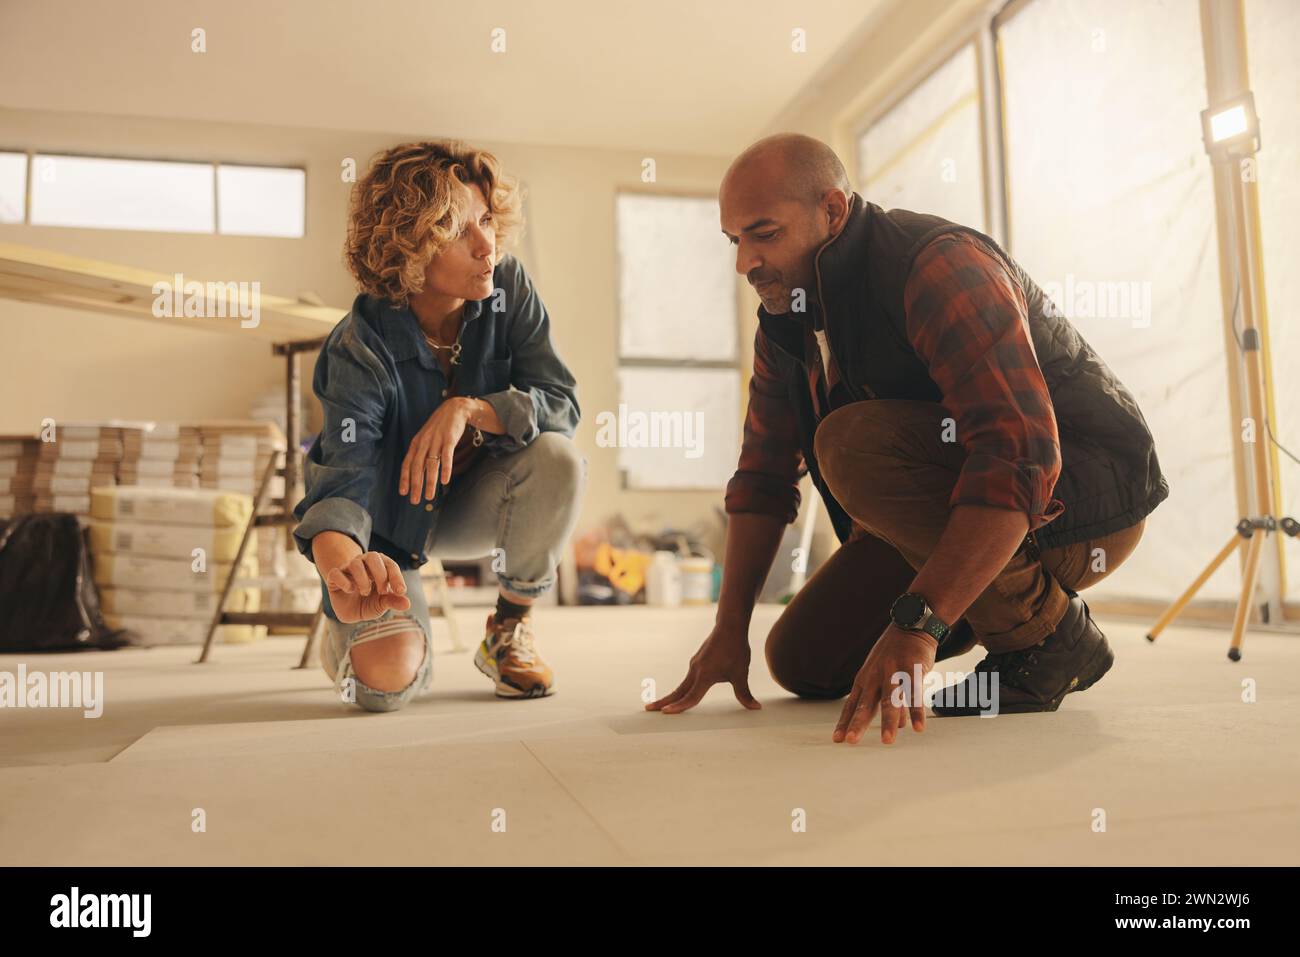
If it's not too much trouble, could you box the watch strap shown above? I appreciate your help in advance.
[918,615,949,643]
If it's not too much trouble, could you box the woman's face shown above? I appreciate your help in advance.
[422,181,497,301]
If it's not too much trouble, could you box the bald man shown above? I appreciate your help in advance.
[647,133,1168,743]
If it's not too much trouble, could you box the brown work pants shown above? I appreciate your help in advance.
[765,400,1145,698]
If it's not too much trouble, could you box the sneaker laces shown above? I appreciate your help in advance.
[496,617,537,666]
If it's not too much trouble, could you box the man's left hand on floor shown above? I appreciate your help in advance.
[833,625,938,745]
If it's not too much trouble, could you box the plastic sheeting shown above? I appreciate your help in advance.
[1000,0,1239,601]
[859,43,986,232]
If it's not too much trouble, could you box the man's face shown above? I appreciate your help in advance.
[720,181,833,316]
[422,181,497,301]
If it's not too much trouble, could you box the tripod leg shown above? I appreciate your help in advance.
[1147,532,1243,642]
[1227,531,1265,661]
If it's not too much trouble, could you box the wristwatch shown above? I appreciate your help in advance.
[889,592,950,644]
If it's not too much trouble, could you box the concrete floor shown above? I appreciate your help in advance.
[1,604,1297,866]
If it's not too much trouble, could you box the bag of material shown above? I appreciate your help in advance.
[0,513,129,652]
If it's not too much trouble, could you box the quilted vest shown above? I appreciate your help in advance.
[755,193,1170,552]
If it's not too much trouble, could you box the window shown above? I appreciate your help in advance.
[30,154,215,233]
[13,152,304,236]
[614,193,740,489]
[0,152,26,224]
[217,164,305,237]
[856,42,985,230]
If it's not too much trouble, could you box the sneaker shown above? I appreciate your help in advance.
[473,612,555,699]
[930,595,1113,716]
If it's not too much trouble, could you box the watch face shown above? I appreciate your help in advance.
[891,593,926,629]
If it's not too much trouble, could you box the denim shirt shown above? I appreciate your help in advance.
[292,253,581,570]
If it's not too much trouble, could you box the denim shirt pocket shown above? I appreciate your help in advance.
[478,358,512,394]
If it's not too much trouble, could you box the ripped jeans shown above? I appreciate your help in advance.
[319,432,588,712]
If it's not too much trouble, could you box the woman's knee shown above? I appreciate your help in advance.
[349,621,427,694]
[526,432,587,495]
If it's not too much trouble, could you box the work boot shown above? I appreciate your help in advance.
[930,594,1113,716]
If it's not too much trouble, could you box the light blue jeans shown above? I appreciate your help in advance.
[319,432,588,712]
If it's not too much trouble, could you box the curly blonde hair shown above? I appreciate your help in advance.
[345,140,524,305]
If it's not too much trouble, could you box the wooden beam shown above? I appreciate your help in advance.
[0,241,344,342]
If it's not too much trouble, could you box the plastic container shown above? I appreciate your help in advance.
[645,550,683,607]
[679,553,715,605]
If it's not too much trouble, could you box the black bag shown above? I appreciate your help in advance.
[0,513,129,652]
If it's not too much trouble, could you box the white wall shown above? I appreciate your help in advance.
[0,105,760,544]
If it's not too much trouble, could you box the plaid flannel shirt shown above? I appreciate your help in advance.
[725,231,1065,535]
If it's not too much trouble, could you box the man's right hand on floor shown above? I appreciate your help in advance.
[646,623,761,714]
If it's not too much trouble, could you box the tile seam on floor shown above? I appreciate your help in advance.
[518,740,636,864]
[108,714,613,765]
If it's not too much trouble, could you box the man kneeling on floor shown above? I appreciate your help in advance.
[648,133,1169,744]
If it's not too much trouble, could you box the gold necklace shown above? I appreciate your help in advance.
[423,328,463,365]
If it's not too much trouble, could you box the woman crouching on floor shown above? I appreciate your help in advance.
[293,140,585,712]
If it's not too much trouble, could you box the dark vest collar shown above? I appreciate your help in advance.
[812,190,871,305]
[757,190,870,359]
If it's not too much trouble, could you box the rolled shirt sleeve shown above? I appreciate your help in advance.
[724,328,805,525]
[903,232,1065,530]
[478,256,580,454]
[292,320,394,560]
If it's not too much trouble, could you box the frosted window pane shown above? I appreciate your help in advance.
[1001,0,1234,601]
[1245,0,1300,598]
[0,152,25,223]
[29,154,214,233]
[859,43,984,230]
[218,164,305,237]
[617,193,737,361]
[615,367,740,489]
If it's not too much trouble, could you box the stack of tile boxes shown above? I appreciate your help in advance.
[1,421,203,519]
[118,423,201,488]
[0,435,38,519]
[198,421,288,614]
[4,419,310,639]
[89,485,265,646]
[31,423,123,522]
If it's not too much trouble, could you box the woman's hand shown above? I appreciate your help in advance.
[323,550,412,624]
[399,398,472,504]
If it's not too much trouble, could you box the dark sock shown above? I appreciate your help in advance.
[495,593,532,623]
